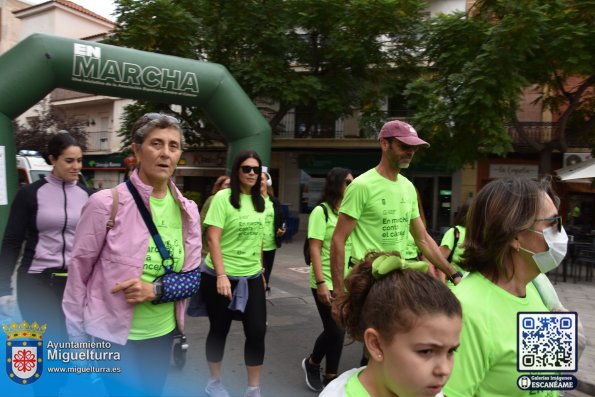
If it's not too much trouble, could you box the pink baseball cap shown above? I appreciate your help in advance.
[377,120,430,147]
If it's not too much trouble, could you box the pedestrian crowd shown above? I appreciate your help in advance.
[0,116,584,397]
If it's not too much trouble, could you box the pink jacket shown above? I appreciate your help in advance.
[62,171,201,345]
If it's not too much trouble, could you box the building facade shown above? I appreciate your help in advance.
[2,0,592,237]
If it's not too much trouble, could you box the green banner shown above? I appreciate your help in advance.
[0,33,271,241]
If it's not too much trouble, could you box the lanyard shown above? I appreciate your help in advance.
[126,179,173,273]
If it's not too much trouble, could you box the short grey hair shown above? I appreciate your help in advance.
[131,113,184,146]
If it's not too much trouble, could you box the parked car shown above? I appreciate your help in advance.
[16,150,53,186]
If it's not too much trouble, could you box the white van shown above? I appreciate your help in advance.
[16,150,53,186]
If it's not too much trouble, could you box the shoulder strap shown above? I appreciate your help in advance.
[106,187,118,229]
[126,179,172,265]
[446,226,460,263]
[319,203,329,223]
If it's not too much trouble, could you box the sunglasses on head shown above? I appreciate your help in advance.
[534,216,562,233]
[141,112,180,125]
[240,165,261,174]
[133,113,182,143]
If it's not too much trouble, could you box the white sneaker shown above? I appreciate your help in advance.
[205,378,230,397]
[244,386,262,397]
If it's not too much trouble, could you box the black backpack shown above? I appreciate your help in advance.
[303,204,329,266]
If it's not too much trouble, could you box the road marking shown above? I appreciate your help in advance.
[288,267,310,274]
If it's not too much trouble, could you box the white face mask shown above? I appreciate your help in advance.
[520,226,569,273]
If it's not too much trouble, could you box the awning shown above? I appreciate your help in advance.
[555,158,595,181]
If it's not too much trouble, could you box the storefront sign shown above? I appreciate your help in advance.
[83,154,126,170]
[489,164,538,179]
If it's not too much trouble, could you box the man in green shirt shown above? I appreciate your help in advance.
[330,120,461,292]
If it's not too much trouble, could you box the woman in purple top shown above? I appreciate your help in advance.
[0,133,89,340]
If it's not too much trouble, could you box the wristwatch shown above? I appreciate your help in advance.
[448,271,463,284]
[153,279,164,300]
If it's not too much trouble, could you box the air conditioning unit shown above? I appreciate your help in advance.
[563,152,593,167]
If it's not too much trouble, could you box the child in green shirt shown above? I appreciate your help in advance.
[321,253,462,397]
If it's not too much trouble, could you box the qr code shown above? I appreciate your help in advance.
[517,312,577,371]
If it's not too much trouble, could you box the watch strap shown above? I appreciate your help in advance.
[448,271,463,283]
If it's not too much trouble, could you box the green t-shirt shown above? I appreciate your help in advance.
[307,203,351,290]
[204,189,265,276]
[339,168,420,262]
[444,272,559,397]
[440,226,466,273]
[401,232,420,260]
[345,369,371,397]
[263,196,277,251]
[320,367,444,397]
[129,188,184,340]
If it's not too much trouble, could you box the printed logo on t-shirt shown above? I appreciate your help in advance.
[238,213,263,240]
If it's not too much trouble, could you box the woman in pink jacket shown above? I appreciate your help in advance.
[62,113,201,396]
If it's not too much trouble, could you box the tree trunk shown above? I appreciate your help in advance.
[269,103,291,132]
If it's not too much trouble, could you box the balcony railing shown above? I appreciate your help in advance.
[507,122,588,148]
[272,111,346,139]
[507,122,559,146]
[87,130,110,152]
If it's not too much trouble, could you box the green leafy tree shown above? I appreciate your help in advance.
[107,0,426,149]
[406,0,594,172]
[13,98,88,154]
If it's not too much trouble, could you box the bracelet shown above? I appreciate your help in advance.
[316,280,325,285]
[217,274,227,278]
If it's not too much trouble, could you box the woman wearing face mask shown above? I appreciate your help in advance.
[444,177,568,397]
[0,133,88,341]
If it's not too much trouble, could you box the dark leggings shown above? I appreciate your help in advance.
[202,272,267,366]
[310,288,345,374]
[263,249,276,287]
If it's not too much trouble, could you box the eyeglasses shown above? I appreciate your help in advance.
[344,179,353,185]
[240,165,261,174]
[534,216,562,233]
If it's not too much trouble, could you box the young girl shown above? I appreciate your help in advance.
[322,253,462,397]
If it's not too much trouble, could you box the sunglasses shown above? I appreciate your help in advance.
[141,112,180,124]
[534,216,562,233]
[133,113,180,143]
[240,165,261,174]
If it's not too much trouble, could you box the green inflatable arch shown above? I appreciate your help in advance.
[0,33,271,239]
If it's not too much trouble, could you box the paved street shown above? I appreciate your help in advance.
[0,232,591,396]
[163,234,595,397]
